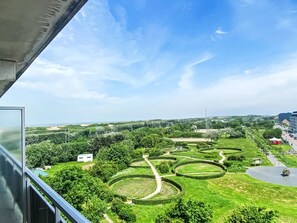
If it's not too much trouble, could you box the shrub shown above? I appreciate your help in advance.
[227,155,245,161]
[111,200,136,223]
[157,162,170,174]
[225,205,278,223]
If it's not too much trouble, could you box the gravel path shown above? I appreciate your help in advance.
[141,155,162,200]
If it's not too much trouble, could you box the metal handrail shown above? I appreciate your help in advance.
[0,146,90,223]
[25,168,90,223]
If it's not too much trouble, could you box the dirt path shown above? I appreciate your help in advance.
[219,150,226,164]
[141,155,162,200]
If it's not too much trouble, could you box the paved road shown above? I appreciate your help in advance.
[282,132,297,151]
[247,166,297,187]
[141,156,162,200]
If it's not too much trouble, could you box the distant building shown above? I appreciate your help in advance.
[77,154,93,162]
[278,112,292,123]
[290,111,297,134]
[269,137,281,145]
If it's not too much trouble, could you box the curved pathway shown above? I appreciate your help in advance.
[141,155,162,200]
[219,150,226,164]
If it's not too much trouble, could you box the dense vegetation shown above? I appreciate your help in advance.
[26,115,297,222]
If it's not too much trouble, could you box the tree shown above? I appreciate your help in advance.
[81,197,107,223]
[156,199,213,223]
[44,167,112,212]
[263,128,282,139]
[225,205,278,223]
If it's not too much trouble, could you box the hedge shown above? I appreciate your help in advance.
[132,177,184,205]
[199,147,242,154]
[108,174,155,186]
[175,171,226,180]
[174,159,226,171]
[173,160,226,180]
[148,156,177,161]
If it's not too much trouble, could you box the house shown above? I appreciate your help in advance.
[77,154,93,162]
[269,137,281,145]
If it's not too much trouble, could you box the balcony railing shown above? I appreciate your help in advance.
[0,107,90,223]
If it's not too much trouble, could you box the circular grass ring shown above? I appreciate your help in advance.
[109,174,183,205]
[173,160,226,180]
[200,147,242,154]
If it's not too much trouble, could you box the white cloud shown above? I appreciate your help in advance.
[178,53,213,90]
[215,27,227,35]
[168,57,297,116]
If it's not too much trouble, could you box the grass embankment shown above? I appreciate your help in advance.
[270,144,297,168]
[132,173,297,223]
[111,178,157,199]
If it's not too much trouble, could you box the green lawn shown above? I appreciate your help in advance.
[176,163,223,174]
[111,177,156,199]
[111,167,153,179]
[167,173,297,223]
[45,161,93,176]
[150,159,176,167]
[150,181,180,200]
[130,160,149,167]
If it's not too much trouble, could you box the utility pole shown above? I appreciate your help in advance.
[205,107,208,130]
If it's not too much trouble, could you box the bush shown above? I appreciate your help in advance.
[225,205,278,223]
[227,155,245,161]
[111,200,136,223]
[157,162,170,174]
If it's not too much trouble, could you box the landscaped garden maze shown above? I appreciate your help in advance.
[110,144,229,204]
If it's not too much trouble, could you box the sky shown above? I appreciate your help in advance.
[1,0,297,125]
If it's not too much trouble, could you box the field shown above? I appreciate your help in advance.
[111,177,157,199]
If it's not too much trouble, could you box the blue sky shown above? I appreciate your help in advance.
[1,0,297,125]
